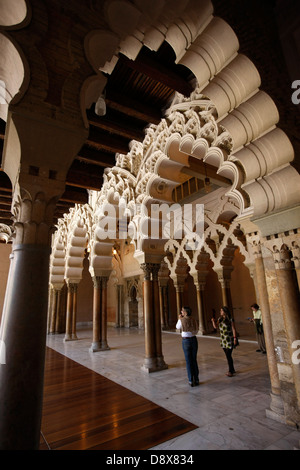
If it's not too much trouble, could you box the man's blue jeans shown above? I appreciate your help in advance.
[182,336,199,384]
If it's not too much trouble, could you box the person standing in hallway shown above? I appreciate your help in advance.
[250,303,266,354]
[176,307,199,386]
[211,306,238,377]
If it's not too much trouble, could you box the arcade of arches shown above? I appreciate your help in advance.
[0,0,300,450]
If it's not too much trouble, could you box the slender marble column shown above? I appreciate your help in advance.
[158,285,165,328]
[291,242,300,291]
[55,288,62,333]
[193,274,206,334]
[0,105,87,449]
[274,245,300,403]
[64,282,75,341]
[0,244,51,449]
[71,283,78,340]
[49,287,57,334]
[141,263,156,371]
[175,284,183,316]
[253,245,285,420]
[152,265,167,370]
[90,276,102,352]
[217,273,228,307]
[100,277,110,350]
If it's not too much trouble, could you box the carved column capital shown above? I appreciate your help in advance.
[101,276,108,288]
[272,245,293,270]
[151,263,160,281]
[11,184,60,246]
[92,276,101,289]
[66,281,77,293]
[291,241,300,269]
[141,263,151,281]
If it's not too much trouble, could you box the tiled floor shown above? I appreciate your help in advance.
[46,326,300,450]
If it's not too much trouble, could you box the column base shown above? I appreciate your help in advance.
[265,392,286,424]
[64,335,78,342]
[141,357,168,373]
[89,341,110,353]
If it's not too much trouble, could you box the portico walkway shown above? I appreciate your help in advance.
[46,327,300,450]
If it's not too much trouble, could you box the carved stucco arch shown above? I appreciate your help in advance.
[164,213,251,278]
[51,0,300,286]
[0,30,30,122]
[0,223,14,244]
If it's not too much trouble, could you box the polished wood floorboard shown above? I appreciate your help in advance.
[40,347,197,450]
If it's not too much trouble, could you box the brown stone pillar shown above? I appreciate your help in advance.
[71,283,78,340]
[0,244,51,450]
[158,284,169,329]
[291,242,300,291]
[90,276,109,352]
[100,277,109,350]
[253,245,285,420]
[193,273,206,334]
[141,263,167,372]
[274,245,300,403]
[0,99,87,449]
[159,285,165,328]
[217,271,228,307]
[90,276,101,351]
[115,284,123,328]
[55,288,62,333]
[141,263,156,371]
[174,283,183,316]
[49,287,57,334]
[64,282,75,341]
[152,265,167,370]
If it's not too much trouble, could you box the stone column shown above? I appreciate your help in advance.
[0,186,59,449]
[159,285,165,328]
[291,242,300,290]
[49,286,63,335]
[0,87,87,449]
[71,283,78,340]
[273,244,300,403]
[174,282,183,316]
[252,242,285,421]
[152,264,167,370]
[141,263,167,372]
[217,271,228,307]
[192,273,206,334]
[90,276,109,352]
[49,286,57,334]
[90,276,101,351]
[55,288,62,333]
[64,282,77,341]
[100,276,109,350]
[141,263,156,371]
[115,284,123,328]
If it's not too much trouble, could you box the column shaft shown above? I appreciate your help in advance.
[0,244,51,450]
[100,277,109,350]
[90,276,101,352]
[254,254,285,419]
[71,284,78,340]
[49,288,57,334]
[55,289,62,333]
[64,283,74,341]
[276,266,300,403]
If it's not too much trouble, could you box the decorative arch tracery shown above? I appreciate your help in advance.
[48,1,300,345]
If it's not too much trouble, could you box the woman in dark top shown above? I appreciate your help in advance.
[211,306,238,377]
[176,306,199,386]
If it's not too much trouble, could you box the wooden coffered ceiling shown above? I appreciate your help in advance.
[0,41,230,229]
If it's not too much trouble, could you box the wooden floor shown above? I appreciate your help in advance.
[40,347,197,450]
